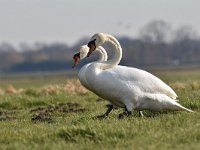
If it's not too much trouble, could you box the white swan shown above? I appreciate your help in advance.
[73,45,108,90]
[73,33,193,118]
[74,45,145,117]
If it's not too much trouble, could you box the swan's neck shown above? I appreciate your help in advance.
[96,47,108,62]
[98,34,122,70]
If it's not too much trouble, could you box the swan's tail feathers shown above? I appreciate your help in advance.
[146,93,193,112]
[163,95,193,112]
[180,106,194,112]
[174,102,194,112]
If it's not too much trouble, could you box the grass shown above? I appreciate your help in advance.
[0,70,200,150]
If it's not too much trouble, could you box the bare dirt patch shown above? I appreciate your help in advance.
[31,112,54,123]
[31,102,88,123]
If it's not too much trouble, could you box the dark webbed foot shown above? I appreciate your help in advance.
[96,114,108,119]
[96,104,113,119]
[118,107,132,119]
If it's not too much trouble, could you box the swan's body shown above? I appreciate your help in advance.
[84,65,185,111]
[74,33,193,117]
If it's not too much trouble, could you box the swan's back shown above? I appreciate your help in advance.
[101,65,177,99]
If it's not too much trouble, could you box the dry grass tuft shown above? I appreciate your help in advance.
[5,85,17,94]
[5,85,25,95]
[40,85,60,95]
[38,80,88,96]
[64,80,88,96]
[63,81,76,94]
[1,80,88,96]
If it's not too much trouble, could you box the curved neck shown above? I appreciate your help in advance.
[98,34,122,70]
[96,46,108,62]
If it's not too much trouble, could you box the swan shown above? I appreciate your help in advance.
[73,33,193,118]
[73,45,108,90]
[74,45,146,117]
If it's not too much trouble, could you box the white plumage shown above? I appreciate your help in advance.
[74,33,193,118]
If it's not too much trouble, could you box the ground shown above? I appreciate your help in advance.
[0,70,200,150]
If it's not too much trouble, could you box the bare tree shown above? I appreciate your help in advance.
[139,20,171,44]
[173,25,199,42]
[0,43,16,52]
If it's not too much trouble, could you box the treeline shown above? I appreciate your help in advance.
[0,20,200,73]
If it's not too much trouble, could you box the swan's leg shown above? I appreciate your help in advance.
[125,107,132,116]
[96,104,113,119]
[118,107,132,119]
[139,111,144,117]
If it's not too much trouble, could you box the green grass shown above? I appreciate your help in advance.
[0,70,200,150]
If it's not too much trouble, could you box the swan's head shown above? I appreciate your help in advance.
[87,33,106,57]
[72,45,89,68]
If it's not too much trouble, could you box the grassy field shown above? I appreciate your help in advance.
[0,70,200,150]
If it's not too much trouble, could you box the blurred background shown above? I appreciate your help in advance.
[0,1,199,148]
[0,0,200,75]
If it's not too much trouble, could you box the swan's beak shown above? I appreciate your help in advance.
[72,52,80,68]
[87,40,96,57]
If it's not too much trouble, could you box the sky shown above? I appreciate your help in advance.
[0,0,200,47]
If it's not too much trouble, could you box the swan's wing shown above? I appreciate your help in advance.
[104,66,177,99]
